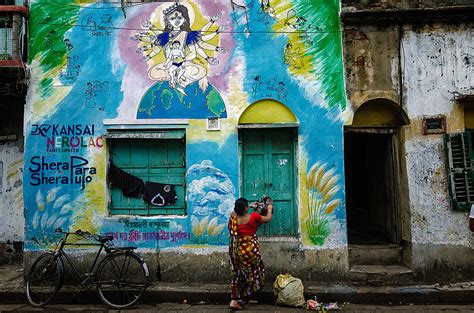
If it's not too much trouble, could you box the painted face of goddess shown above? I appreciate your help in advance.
[167,11,185,29]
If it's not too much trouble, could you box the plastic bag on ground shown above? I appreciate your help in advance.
[273,273,306,308]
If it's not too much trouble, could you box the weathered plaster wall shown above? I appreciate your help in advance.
[402,26,474,275]
[343,24,400,110]
[0,141,24,263]
[342,3,474,278]
[0,142,24,242]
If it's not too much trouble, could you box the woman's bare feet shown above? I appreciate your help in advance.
[229,299,242,310]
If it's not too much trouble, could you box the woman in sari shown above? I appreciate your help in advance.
[228,198,273,311]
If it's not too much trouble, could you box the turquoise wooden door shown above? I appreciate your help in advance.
[241,128,297,236]
[110,139,185,215]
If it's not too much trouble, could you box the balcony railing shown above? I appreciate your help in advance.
[0,5,27,68]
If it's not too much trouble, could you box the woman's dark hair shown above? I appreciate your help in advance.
[164,5,192,32]
[234,198,248,216]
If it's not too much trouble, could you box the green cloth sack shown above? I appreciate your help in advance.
[273,273,306,308]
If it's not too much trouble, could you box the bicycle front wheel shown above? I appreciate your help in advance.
[96,251,149,309]
[26,252,63,307]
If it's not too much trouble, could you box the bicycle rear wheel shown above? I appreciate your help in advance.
[96,251,149,309]
[26,252,63,307]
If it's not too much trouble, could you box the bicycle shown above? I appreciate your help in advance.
[25,228,149,309]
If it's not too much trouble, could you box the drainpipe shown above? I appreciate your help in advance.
[398,23,403,114]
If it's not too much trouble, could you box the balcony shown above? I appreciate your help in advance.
[0,4,27,96]
[341,0,474,25]
[342,0,474,10]
[0,5,27,68]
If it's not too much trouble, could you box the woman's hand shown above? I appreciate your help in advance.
[260,204,273,224]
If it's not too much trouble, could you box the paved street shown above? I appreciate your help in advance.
[0,303,473,312]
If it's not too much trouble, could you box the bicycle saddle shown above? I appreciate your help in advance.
[110,246,137,251]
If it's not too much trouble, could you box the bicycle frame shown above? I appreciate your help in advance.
[53,232,111,286]
[27,229,149,309]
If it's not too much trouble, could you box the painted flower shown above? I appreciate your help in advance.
[304,162,342,246]
[191,215,227,244]
[30,187,75,247]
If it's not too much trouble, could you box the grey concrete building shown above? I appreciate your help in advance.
[0,0,27,265]
[341,0,474,282]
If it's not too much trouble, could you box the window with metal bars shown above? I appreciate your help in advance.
[444,132,474,211]
[454,0,474,4]
[0,15,13,60]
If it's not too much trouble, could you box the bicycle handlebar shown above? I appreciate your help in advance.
[55,227,112,243]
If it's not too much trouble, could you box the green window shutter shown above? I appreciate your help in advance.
[110,138,186,216]
[444,132,474,211]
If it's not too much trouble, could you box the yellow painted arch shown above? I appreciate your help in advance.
[350,98,409,128]
[238,99,298,124]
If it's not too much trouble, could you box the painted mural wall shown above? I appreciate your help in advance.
[25,0,347,253]
[402,28,474,248]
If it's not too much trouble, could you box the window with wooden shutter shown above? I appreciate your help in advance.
[444,132,474,211]
[109,138,186,216]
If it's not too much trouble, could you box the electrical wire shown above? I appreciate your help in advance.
[28,20,343,34]
[28,17,464,34]
[45,0,158,10]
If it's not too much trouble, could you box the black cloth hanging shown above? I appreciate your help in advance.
[143,181,177,206]
[108,162,144,197]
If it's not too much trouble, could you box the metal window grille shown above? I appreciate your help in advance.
[454,0,474,4]
[0,16,13,60]
[0,161,3,193]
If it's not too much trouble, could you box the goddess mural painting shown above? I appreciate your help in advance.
[131,2,228,119]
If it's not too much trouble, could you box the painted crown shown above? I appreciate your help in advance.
[163,2,180,17]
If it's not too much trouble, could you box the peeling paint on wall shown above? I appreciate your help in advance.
[403,29,474,246]
[0,142,24,243]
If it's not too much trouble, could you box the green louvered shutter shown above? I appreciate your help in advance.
[110,138,185,215]
[444,133,474,211]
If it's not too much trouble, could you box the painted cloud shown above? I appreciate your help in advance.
[187,160,236,218]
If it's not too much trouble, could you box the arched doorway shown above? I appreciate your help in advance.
[238,99,299,236]
[345,99,409,252]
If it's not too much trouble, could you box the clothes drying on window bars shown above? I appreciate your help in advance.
[143,181,177,207]
[108,162,144,197]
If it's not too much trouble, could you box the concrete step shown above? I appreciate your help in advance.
[349,265,414,286]
[348,244,402,266]
[350,265,412,275]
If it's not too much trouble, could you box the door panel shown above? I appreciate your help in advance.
[241,128,296,236]
[244,154,266,197]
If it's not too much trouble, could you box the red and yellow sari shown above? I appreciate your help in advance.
[228,214,265,300]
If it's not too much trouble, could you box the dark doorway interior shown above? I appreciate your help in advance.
[344,131,400,245]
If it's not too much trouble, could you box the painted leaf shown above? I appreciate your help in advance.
[32,210,39,229]
[36,190,45,211]
[324,199,341,215]
[212,224,225,236]
[40,211,49,230]
[46,187,61,203]
[54,194,71,209]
